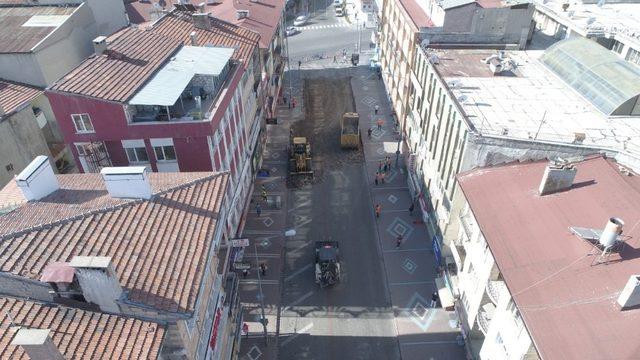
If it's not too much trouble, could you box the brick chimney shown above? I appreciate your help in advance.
[69,256,123,313]
[193,12,212,31]
[11,329,63,360]
[538,161,577,195]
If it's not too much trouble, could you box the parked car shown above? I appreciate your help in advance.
[293,15,309,26]
[335,7,343,16]
[285,26,299,37]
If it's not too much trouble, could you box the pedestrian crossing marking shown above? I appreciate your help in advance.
[298,23,350,31]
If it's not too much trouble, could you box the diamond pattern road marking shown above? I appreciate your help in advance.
[412,303,429,321]
[385,167,398,182]
[406,293,436,332]
[376,147,385,155]
[247,345,262,360]
[263,217,274,227]
[361,96,377,108]
[372,128,386,140]
[260,239,271,248]
[271,167,278,173]
[388,194,398,204]
[402,258,418,274]
[271,152,280,159]
[387,217,414,239]
[264,182,277,191]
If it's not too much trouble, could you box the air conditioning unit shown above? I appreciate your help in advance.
[236,9,249,19]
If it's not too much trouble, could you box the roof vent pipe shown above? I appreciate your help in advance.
[538,161,577,195]
[190,31,197,46]
[193,12,212,30]
[100,166,152,200]
[11,328,63,360]
[15,156,59,201]
[599,217,624,248]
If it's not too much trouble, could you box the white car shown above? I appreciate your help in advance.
[293,15,309,26]
[285,26,299,36]
[335,7,343,16]
[333,0,342,6]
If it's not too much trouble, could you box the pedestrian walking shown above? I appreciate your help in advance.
[333,55,337,63]
[396,234,403,248]
[375,204,381,218]
[242,269,249,278]
[367,128,372,139]
[380,171,385,184]
[242,323,249,339]
[256,203,262,217]
[283,95,287,105]
[376,118,384,131]
[374,105,379,115]
[383,163,388,172]
[292,97,297,108]
[374,172,380,185]
[298,60,301,69]
[431,292,439,307]
[259,263,267,276]
[378,161,383,172]
[409,202,415,216]
[261,189,267,202]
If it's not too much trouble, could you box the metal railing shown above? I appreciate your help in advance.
[486,280,507,306]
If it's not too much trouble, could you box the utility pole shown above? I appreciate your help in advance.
[255,243,268,345]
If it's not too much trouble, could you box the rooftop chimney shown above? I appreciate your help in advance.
[617,275,640,309]
[193,12,212,31]
[69,256,123,313]
[538,161,577,195]
[92,36,108,56]
[236,9,249,19]
[11,329,63,360]
[15,156,59,201]
[198,1,206,12]
[190,30,198,46]
[100,166,152,200]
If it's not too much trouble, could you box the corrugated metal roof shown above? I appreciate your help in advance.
[129,46,234,106]
[0,5,77,53]
[457,156,640,359]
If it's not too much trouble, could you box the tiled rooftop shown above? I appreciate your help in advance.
[398,0,434,28]
[0,298,165,359]
[0,171,229,313]
[126,0,284,48]
[0,79,41,119]
[50,27,182,102]
[457,156,640,359]
[0,5,77,53]
[150,10,260,67]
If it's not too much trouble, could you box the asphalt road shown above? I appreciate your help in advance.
[285,7,374,64]
[277,71,400,359]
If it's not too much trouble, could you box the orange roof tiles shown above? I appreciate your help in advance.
[457,156,640,359]
[0,172,229,313]
[50,27,182,102]
[0,79,41,119]
[0,298,165,359]
[151,11,260,67]
[0,6,77,53]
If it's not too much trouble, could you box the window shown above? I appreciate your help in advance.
[612,40,624,54]
[71,114,94,133]
[154,145,177,161]
[125,147,149,163]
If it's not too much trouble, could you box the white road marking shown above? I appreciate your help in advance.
[285,263,313,282]
[280,322,315,347]
[283,290,314,311]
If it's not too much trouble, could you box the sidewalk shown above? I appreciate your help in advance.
[350,68,467,359]
[238,74,305,360]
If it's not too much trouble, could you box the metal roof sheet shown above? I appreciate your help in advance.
[129,45,233,106]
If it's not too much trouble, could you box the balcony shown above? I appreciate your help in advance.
[486,279,507,306]
[459,213,474,241]
[476,302,495,336]
[128,46,234,124]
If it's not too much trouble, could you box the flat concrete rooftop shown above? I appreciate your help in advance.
[432,46,640,155]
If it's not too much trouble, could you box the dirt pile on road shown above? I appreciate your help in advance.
[289,76,363,187]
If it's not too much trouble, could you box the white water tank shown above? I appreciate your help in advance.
[599,217,624,248]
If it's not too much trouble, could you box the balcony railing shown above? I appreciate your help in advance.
[459,214,474,241]
[486,280,507,306]
[476,303,495,336]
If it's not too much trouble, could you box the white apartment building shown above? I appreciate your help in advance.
[405,36,640,252]
[532,0,640,66]
[453,156,640,359]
